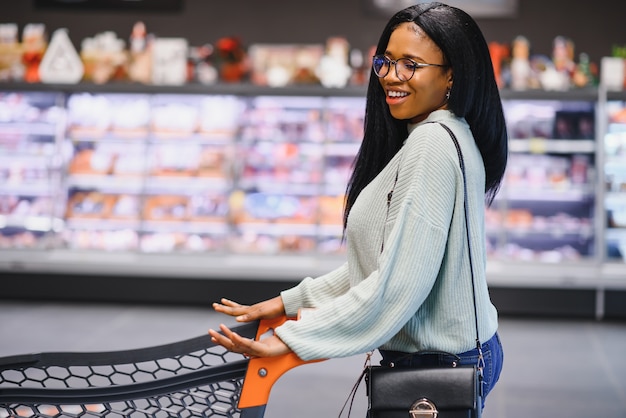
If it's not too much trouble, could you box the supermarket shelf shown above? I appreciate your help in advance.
[0,249,345,281]
[1,249,626,288]
[0,81,604,100]
[508,138,595,154]
[486,259,626,289]
[1,250,625,319]
[0,81,369,98]
[499,87,599,101]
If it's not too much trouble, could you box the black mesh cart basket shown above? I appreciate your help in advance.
[0,317,313,418]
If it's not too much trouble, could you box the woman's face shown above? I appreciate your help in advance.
[378,22,452,124]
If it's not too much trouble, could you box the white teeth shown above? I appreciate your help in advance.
[388,91,408,98]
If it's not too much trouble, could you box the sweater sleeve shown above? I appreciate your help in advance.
[275,128,460,361]
[280,262,350,317]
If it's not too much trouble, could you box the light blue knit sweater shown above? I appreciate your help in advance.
[275,110,499,361]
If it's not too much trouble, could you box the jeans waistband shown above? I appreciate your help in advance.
[379,332,499,368]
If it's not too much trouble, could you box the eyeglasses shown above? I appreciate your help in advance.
[372,55,447,81]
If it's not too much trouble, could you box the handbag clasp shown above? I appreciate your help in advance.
[409,398,438,418]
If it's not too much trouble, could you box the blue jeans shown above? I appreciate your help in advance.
[378,332,504,409]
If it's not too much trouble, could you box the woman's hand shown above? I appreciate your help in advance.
[212,296,285,322]
[208,323,291,357]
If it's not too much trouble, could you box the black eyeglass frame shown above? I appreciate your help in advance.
[372,55,448,81]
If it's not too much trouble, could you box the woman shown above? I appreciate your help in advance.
[209,1,507,406]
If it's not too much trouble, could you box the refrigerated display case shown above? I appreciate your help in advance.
[1,83,625,314]
[493,98,597,263]
[600,91,626,265]
[0,91,66,250]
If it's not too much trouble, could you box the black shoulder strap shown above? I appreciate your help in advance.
[436,123,482,352]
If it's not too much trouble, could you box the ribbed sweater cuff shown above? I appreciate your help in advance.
[280,285,306,317]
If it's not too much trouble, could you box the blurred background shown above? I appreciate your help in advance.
[1,1,626,417]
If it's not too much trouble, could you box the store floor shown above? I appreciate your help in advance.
[1,300,625,418]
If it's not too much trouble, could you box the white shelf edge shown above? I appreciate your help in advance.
[2,250,626,289]
[0,250,345,281]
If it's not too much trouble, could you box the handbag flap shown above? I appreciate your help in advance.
[368,366,478,410]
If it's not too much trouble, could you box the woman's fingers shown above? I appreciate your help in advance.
[209,324,257,356]
[220,298,241,308]
[212,296,286,322]
[208,324,291,358]
[212,298,252,320]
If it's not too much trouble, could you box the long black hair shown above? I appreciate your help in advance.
[343,2,508,229]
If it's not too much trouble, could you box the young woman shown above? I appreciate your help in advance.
[209,1,507,407]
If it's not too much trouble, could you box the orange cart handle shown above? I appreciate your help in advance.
[238,315,324,408]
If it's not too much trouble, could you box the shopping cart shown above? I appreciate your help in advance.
[0,316,316,418]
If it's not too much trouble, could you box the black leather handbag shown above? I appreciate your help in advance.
[363,123,483,418]
[367,364,480,418]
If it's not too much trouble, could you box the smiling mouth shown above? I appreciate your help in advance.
[387,91,409,98]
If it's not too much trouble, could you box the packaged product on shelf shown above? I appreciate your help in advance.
[68,142,146,177]
[65,190,115,219]
[188,44,218,85]
[67,93,151,137]
[80,31,127,84]
[142,194,189,222]
[187,193,228,222]
[20,23,47,83]
[237,192,317,225]
[323,155,355,189]
[109,194,140,220]
[39,28,84,84]
[488,41,509,89]
[0,23,22,81]
[348,46,375,86]
[127,21,152,84]
[63,228,138,251]
[0,230,40,249]
[600,56,625,91]
[111,95,150,136]
[68,145,112,175]
[111,144,148,176]
[227,231,316,254]
[214,36,250,83]
[239,141,323,186]
[228,190,319,252]
[572,53,597,88]
[196,146,229,178]
[140,232,189,253]
[243,96,326,142]
[316,37,352,88]
[552,36,576,76]
[0,195,53,219]
[67,93,111,136]
[198,95,244,137]
[324,97,365,142]
[317,235,344,254]
[318,195,344,225]
[150,100,199,137]
[248,44,323,87]
[491,34,599,92]
[151,37,188,86]
[552,110,595,139]
[510,36,531,91]
[148,143,201,177]
[147,142,230,179]
[277,234,316,252]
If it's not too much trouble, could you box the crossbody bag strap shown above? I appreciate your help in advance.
[437,124,479,343]
[436,123,484,375]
